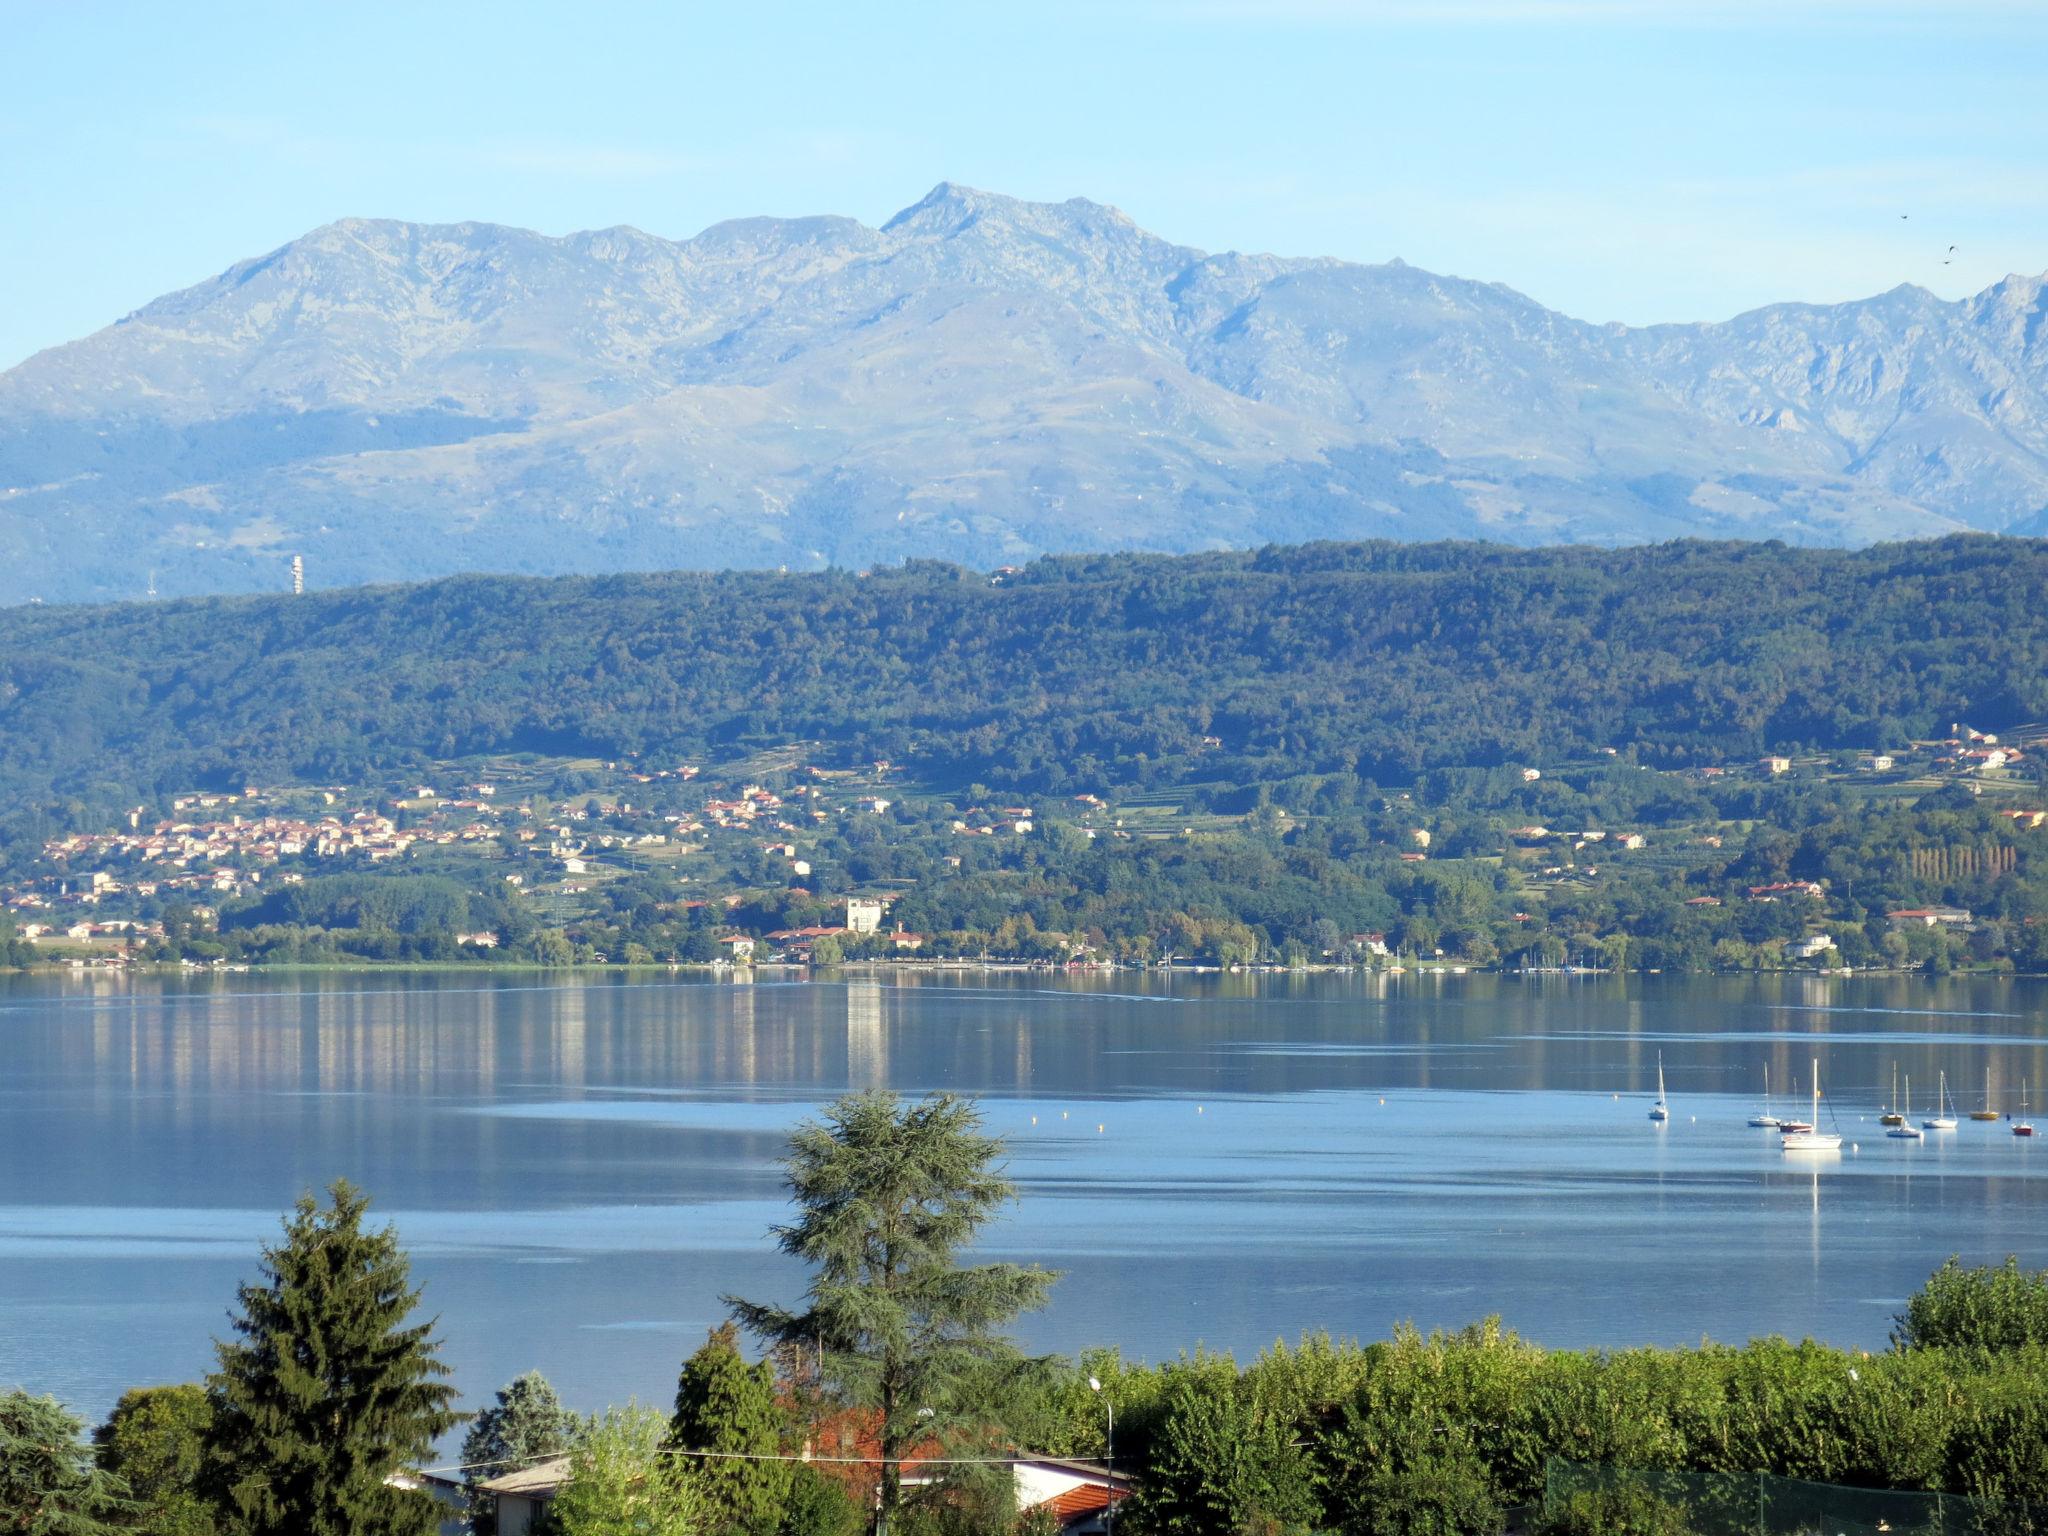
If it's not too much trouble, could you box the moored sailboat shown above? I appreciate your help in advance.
[1971,1064,2001,1121]
[1923,1070,1958,1131]
[1649,1053,1669,1123]
[1748,1062,1780,1128]
[1886,1074,1923,1139]
[2016,1080,2034,1138]
[1783,1059,1842,1151]
[1879,1062,1904,1127]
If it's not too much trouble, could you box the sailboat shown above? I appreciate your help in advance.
[1971,1064,2001,1121]
[2015,1080,2034,1138]
[1777,1067,1814,1134]
[1782,1058,1842,1151]
[1879,1062,1905,1127]
[1923,1070,1958,1131]
[1886,1074,1923,1139]
[1649,1053,1669,1123]
[1748,1062,1780,1128]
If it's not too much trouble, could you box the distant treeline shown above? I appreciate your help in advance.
[2,536,2044,822]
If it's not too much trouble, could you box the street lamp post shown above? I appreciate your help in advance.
[1088,1376,1115,1534]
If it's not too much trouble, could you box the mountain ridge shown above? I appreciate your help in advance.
[3,182,2045,603]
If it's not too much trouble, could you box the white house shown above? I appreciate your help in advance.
[846,896,887,934]
[1013,1459,1134,1533]
[1887,906,1974,928]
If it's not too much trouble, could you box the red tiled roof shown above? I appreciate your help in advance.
[1036,1485,1118,1523]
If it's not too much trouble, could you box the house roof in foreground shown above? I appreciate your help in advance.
[476,1456,574,1496]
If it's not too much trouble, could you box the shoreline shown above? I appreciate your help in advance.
[5,957,2043,980]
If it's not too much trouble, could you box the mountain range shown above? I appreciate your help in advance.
[3,182,2046,604]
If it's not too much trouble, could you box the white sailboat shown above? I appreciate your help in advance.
[1887,1074,1923,1139]
[1649,1053,1669,1123]
[2015,1080,2034,1138]
[1923,1070,1958,1131]
[1748,1062,1780,1128]
[1782,1058,1842,1151]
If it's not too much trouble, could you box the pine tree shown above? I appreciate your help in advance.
[670,1323,789,1536]
[728,1091,1056,1532]
[1,1389,136,1535]
[461,1371,581,1536]
[203,1181,462,1536]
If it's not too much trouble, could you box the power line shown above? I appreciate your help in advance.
[420,1444,1116,1477]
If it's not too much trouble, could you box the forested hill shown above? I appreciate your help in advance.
[1,536,2043,817]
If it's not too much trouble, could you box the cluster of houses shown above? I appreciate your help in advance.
[1508,826,1648,850]
[952,804,1036,836]
[42,808,442,871]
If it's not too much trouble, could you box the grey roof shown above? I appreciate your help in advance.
[476,1456,573,1496]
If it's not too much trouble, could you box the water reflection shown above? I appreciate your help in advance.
[1,968,2044,1426]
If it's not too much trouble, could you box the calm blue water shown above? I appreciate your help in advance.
[2,969,2045,1428]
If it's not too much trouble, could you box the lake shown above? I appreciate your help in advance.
[3,967,2045,1427]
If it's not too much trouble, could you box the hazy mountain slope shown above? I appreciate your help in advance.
[2,183,2042,603]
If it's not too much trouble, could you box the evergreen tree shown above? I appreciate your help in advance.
[728,1092,1056,1532]
[670,1324,789,1536]
[203,1181,462,1536]
[1,1388,135,1535]
[461,1371,580,1536]
[94,1384,216,1536]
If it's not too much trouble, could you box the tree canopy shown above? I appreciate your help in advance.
[3,537,2044,835]
[1,1389,135,1536]
[669,1324,788,1536]
[203,1181,462,1536]
[728,1092,1056,1530]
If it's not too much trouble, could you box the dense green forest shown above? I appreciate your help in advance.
[3,536,2044,825]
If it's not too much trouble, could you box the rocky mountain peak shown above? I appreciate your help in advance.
[0,189,2042,604]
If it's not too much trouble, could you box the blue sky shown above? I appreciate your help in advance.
[4,0,2046,368]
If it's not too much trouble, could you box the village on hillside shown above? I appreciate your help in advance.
[9,724,2047,975]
